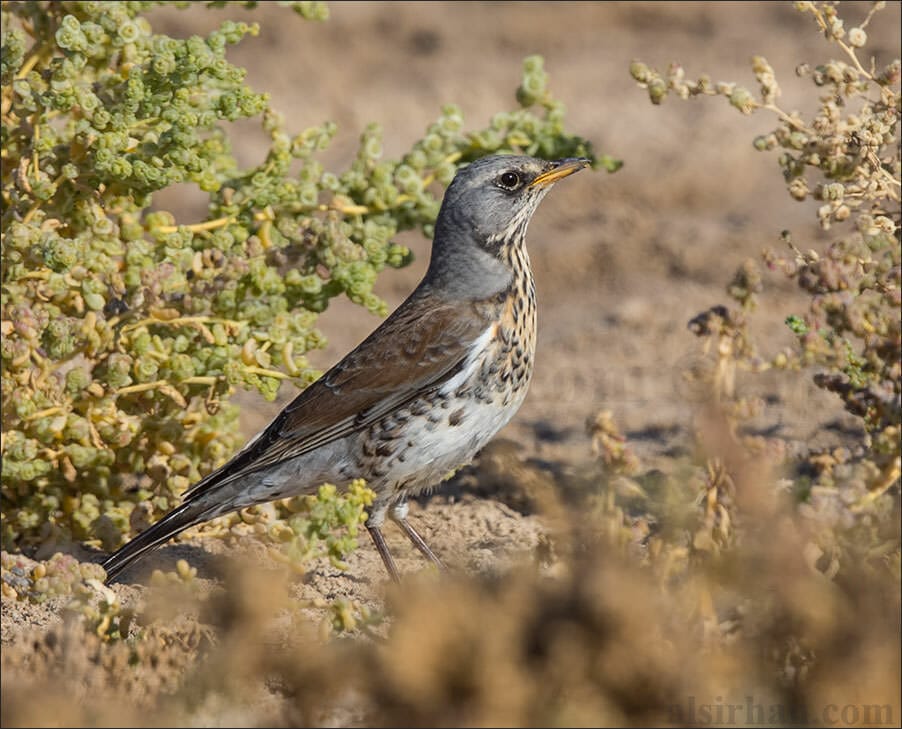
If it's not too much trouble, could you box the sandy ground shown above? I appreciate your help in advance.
[3,0,900,719]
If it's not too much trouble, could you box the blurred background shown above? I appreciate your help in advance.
[150,0,899,463]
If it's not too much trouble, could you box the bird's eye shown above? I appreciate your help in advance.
[497,171,522,190]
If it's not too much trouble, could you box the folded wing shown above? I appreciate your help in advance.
[182,290,492,499]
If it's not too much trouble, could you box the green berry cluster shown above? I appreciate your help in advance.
[200,479,374,574]
[1,2,603,553]
[261,479,374,572]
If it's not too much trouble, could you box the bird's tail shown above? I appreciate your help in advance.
[102,432,270,584]
[101,501,211,583]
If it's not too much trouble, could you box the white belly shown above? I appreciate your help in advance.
[380,391,526,494]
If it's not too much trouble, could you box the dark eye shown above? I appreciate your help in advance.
[497,171,521,190]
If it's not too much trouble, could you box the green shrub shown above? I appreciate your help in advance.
[1,1,600,553]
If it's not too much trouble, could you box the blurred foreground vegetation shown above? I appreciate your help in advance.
[1,2,899,727]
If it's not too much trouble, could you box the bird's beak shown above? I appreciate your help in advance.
[529,157,591,188]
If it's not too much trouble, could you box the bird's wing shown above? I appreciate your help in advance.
[182,290,493,498]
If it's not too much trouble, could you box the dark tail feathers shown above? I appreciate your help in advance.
[102,502,206,583]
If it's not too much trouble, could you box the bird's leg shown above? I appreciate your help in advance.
[390,499,445,570]
[366,524,400,583]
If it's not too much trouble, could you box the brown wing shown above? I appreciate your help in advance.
[269,291,492,459]
[182,289,493,497]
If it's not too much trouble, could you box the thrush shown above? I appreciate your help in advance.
[102,154,589,583]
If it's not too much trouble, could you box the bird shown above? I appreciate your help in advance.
[101,153,590,584]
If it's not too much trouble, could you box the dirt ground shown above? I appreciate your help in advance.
[3,1,900,723]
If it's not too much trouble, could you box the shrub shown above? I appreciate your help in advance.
[0,1,599,553]
[631,0,900,556]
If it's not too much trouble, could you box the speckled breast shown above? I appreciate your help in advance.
[355,271,538,499]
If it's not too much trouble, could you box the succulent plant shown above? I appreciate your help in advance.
[1,1,600,553]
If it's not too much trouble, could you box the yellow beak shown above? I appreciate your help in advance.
[530,157,591,188]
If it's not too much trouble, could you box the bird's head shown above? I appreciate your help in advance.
[427,154,590,296]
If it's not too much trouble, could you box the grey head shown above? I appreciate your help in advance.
[425,154,590,299]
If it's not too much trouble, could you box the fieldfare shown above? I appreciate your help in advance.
[102,154,590,583]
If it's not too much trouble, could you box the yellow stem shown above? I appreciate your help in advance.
[116,375,220,396]
[16,50,44,79]
[244,366,291,380]
[836,40,874,81]
[116,381,166,395]
[807,3,874,80]
[1,90,12,118]
[155,216,235,234]
[330,201,370,216]
[761,103,812,134]
[32,123,40,173]
[24,406,64,421]
[853,460,902,510]
[21,201,40,226]
[258,218,273,249]
[859,3,881,30]
[87,416,105,449]
[121,315,246,334]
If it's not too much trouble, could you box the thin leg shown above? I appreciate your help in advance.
[396,518,446,569]
[367,525,400,583]
[390,499,445,570]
